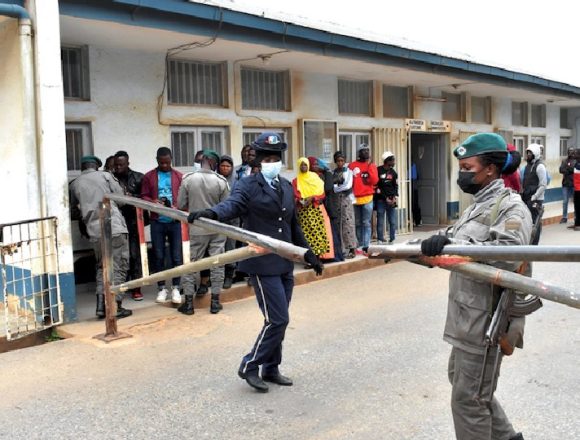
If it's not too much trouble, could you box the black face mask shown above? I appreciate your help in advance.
[457,171,483,194]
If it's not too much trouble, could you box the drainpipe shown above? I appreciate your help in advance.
[1,4,45,217]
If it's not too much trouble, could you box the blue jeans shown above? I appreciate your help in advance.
[562,186,574,218]
[150,220,183,287]
[353,201,373,249]
[376,199,397,242]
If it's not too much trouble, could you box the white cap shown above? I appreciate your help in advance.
[526,143,542,159]
[381,151,395,161]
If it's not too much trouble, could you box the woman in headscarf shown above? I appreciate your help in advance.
[292,157,335,261]
[329,151,357,259]
[308,156,344,262]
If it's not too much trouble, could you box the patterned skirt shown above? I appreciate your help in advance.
[297,204,335,259]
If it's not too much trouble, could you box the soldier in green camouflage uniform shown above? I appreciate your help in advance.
[421,133,532,440]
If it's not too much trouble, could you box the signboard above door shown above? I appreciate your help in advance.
[405,119,450,133]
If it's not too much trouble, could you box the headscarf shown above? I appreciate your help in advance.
[296,157,324,198]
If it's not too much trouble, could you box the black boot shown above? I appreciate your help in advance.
[223,276,233,289]
[116,301,132,319]
[210,294,223,314]
[196,282,209,297]
[178,294,194,315]
[509,434,524,440]
[96,294,105,319]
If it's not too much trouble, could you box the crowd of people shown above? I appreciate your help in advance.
[69,138,405,320]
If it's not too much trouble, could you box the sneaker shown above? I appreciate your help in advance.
[156,287,169,303]
[560,218,568,224]
[131,290,143,301]
[171,287,182,304]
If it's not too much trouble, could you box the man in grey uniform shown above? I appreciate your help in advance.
[420,134,531,440]
[177,150,230,315]
[69,155,132,319]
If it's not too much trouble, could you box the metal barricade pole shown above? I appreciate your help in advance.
[94,199,132,342]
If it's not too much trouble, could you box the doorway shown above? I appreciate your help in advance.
[410,133,447,225]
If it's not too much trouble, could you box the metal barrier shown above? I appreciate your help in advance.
[96,194,308,342]
[0,217,62,340]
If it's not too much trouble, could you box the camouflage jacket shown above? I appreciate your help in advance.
[441,179,532,354]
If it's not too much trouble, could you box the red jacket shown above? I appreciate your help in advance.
[141,168,183,221]
[574,166,580,191]
[348,161,379,198]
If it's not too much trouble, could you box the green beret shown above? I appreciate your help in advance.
[80,155,102,167]
[453,133,507,159]
[202,149,220,163]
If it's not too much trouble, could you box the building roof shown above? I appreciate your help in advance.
[59,0,580,98]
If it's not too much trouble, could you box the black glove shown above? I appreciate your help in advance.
[420,235,451,257]
[187,209,217,224]
[304,250,324,276]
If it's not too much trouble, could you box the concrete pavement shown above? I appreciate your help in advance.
[0,223,578,439]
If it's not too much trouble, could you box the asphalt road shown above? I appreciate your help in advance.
[0,225,578,439]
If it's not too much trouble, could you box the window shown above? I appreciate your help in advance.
[302,120,337,162]
[442,92,465,121]
[560,108,570,129]
[560,137,571,156]
[170,126,227,167]
[338,79,373,116]
[383,85,411,118]
[471,96,491,124]
[512,135,527,154]
[65,123,93,172]
[496,129,513,145]
[531,104,546,127]
[242,128,289,165]
[512,101,528,126]
[339,132,371,163]
[241,67,290,111]
[61,46,90,100]
[167,59,226,106]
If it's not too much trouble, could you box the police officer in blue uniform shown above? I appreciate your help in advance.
[188,132,323,393]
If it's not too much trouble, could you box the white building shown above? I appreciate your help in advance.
[1,0,579,322]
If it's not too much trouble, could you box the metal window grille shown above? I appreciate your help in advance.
[171,131,197,167]
[513,136,527,154]
[65,123,92,172]
[241,67,290,111]
[1,217,62,340]
[61,46,89,100]
[338,79,372,115]
[303,120,337,162]
[383,85,409,118]
[171,127,226,167]
[560,108,570,129]
[531,104,546,128]
[339,132,370,163]
[442,92,464,121]
[530,136,546,147]
[471,96,491,124]
[167,59,225,106]
[512,102,528,126]
[560,137,570,156]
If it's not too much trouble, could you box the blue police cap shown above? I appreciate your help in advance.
[252,132,288,152]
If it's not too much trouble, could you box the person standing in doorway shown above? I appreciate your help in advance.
[521,143,547,245]
[375,151,398,244]
[348,143,378,253]
[141,147,183,305]
[559,146,576,223]
[69,155,132,319]
[113,150,145,301]
[187,132,323,393]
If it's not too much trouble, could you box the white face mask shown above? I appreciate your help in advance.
[261,161,282,179]
[193,162,201,171]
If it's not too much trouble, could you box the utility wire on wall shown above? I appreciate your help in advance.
[156,8,224,125]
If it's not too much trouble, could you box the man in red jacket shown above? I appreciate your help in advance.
[141,147,184,304]
[348,143,379,252]
[570,148,580,231]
